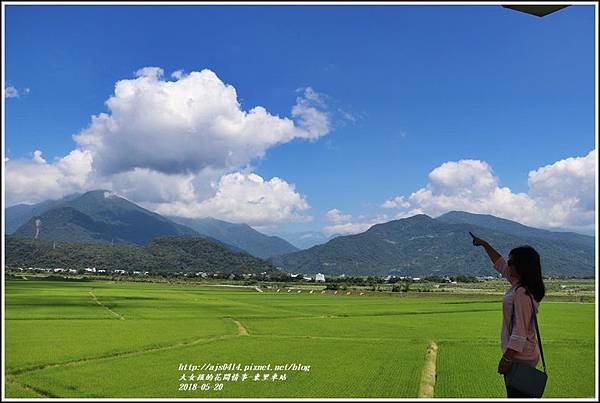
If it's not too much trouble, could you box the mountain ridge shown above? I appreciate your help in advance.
[169,216,299,259]
[270,214,595,277]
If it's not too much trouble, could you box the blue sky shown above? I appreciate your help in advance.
[4,4,597,239]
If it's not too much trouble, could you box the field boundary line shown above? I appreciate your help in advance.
[250,334,422,342]
[417,341,438,398]
[234,308,499,321]
[5,375,56,398]
[231,318,249,336]
[8,333,237,376]
[89,289,126,320]
[211,284,264,292]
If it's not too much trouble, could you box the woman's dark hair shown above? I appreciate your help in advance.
[509,245,545,302]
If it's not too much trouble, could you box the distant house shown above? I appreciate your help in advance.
[114,269,126,274]
[68,269,77,274]
[303,276,312,281]
[315,273,326,282]
[133,271,142,275]
[98,269,106,273]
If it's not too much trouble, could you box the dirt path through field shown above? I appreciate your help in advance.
[89,289,125,320]
[417,341,438,398]
[232,319,249,335]
[5,375,56,398]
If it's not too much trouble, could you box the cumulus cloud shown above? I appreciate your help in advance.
[6,67,332,227]
[381,195,410,209]
[74,68,330,175]
[5,149,93,205]
[322,209,388,236]
[4,86,19,98]
[147,172,311,226]
[325,208,352,224]
[382,150,596,234]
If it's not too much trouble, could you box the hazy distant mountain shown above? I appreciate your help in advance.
[5,193,81,233]
[168,216,299,259]
[5,235,276,275]
[12,190,198,245]
[437,211,594,247]
[272,230,335,250]
[270,214,595,278]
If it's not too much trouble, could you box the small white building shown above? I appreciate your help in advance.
[315,273,326,282]
[303,276,312,281]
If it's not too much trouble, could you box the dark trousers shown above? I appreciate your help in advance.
[503,375,532,398]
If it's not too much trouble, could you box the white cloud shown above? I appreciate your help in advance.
[4,86,19,98]
[383,150,596,234]
[147,172,311,226]
[291,87,331,139]
[171,70,184,80]
[322,209,388,236]
[325,208,352,224]
[382,195,410,209]
[32,150,46,164]
[74,68,330,175]
[6,67,332,227]
[5,149,93,205]
[527,149,596,231]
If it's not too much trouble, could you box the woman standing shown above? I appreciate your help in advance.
[470,232,545,398]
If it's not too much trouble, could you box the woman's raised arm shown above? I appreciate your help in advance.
[469,232,501,264]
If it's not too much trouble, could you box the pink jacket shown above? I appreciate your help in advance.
[494,256,540,367]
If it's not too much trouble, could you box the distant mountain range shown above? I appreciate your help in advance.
[6,193,595,277]
[5,235,276,275]
[270,213,595,278]
[5,193,82,234]
[6,191,299,258]
[437,211,594,247]
[10,190,198,245]
[169,216,298,259]
[269,230,335,250]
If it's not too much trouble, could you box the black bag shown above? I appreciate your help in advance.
[504,287,548,398]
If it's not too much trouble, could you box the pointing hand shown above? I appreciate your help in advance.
[469,231,486,247]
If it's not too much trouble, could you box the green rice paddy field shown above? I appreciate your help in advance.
[4,279,596,398]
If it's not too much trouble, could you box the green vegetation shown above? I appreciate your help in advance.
[271,215,595,277]
[11,190,198,245]
[4,278,594,398]
[5,236,276,275]
[169,216,299,259]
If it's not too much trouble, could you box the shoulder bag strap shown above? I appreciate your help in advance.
[513,286,547,373]
[528,292,547,374]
